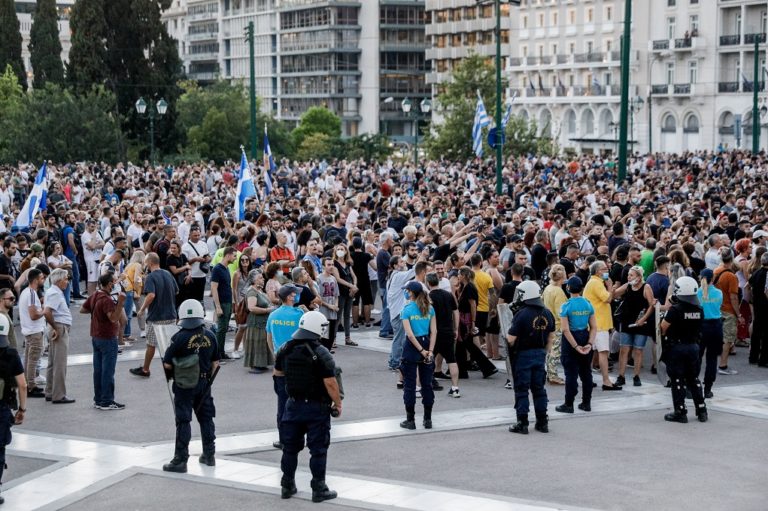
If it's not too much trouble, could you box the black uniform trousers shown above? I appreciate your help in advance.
[280,398,331,486]
[666,342,705,414]
[561,330,593,406]
[749,311,768,365]
[456,323,497,378]
[0,404,12,485]
[173,378,216,459]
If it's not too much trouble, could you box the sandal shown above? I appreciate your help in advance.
[345,339,358,346]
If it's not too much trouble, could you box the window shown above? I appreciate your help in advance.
[538,13,544,27]
[552,12,558,26]
[522,45,528,57]
[606,40,612,52]
[568,9,575,24]
[551,43,558,55]
[522,15,528,29]
[667,17,676,40]
[690,15,699,32]
[685,115,700,133]
[735,13,741,35]
[688,60,698,83]
[605,6,612,22]
[569,42,575,54]
[662,114,677,133]
[568,74,574,86]
[587,8,593,23]
[667,0,676,6]
[666,62,675,84]
[587,41,594,53]
[604,73,612,86]
[538,44,544,57]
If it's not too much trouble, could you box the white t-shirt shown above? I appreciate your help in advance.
[81,230,104,261]
[126,223,145,247]
[19,287,45,336]
[182,240,210,278]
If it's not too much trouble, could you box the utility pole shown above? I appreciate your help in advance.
[648,90,653,154]
[753,36,761,154]
[245,21,258,160]
[617,0,632,184]
[494,0,503,195]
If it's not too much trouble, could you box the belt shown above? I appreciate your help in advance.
[288,397,323,403]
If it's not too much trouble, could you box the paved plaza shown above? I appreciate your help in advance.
[4,306,767,511]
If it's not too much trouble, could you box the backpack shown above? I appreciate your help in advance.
[713,268,742,302]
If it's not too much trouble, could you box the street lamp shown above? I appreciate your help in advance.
[401,98,431,167]
[629,96,644,154]
[135,97,168,167]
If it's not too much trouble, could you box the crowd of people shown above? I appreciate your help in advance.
[0,148,764,499]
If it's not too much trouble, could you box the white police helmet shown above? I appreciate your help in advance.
[674,276,700,305]
[0,313,9,348]
[292,311,329,340]
[515,280,541,302]
[178,299,205,329]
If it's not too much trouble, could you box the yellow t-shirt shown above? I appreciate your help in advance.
[474,269,493,312]
[124,262,144,295]
[584,275,613,331]
[542,284,567,332]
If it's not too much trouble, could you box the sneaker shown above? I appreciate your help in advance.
[717,366,738,375]
[34,375,47,386]
[140,330,147,338]
[633,375,641,387]
[433,371,450,380]
[230,351,242,360]
[705,390,714,399]
[615,375,626,386]
[99,401,126,411]
[651,365,658,375]
[578,402,592,412]
[129,367,150,378]
[504,379,513,390]
[448,387,461,398]
[432,381,444,391]
[399,419,416,430]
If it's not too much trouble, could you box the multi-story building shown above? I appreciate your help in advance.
[164,0,427,138]
[14,0,74,85]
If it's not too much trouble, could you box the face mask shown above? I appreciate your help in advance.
[601,272,610,281]
[336,250,345,258]
[629,279,639,287]
[403,290,410,301]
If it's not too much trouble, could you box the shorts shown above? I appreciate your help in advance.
[595,331,611,352]
[620,332,648,349]
[146,320,176,348]
[486,314,500,335]
[721,312,737,344]
[476,311,489,336]
[434,332,456,364]
[85,259,100,282]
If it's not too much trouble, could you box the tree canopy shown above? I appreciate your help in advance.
[29,0,65,88]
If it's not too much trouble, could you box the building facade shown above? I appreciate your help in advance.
[14,0,73,85]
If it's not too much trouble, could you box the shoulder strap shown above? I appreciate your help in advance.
[187,241,200,256]
[712,269,734,285]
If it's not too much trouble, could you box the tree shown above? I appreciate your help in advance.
[0,0,26,90]
[292,106,342,148]
[342,133,393,162]
[29,0,64,88]
[0,64,24,162]
[259,114,295,161]
[67,0,109,93]
[296,133,334,162]
[424,54,507,160]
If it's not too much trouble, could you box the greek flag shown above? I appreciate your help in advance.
[472,92,491,157]
[501,91,517,130]
[263,125,275,196]
[13,162,48,230]
[235,147,256,221]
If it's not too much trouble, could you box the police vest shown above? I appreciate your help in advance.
[284,341,329,402]
[665,302,703,344]
[515,305,553,351]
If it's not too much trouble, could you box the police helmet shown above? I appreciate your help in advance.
[515,280,541,305]
[673,276,700,305]
[0,313,9,348]
[292,311,329,341]
[178,299,205,329]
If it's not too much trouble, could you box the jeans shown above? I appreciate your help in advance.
[749,312,768,365]
[337,294,352,339]
[215,302,232,354]
[561,330,593,405]
[123,291,134,337]
[699,319,723,391]
[67,255,81,297]
[388,314,405,370]
[378,288,393,337]
[280,399,331,486]
[512,349,548,418]
[173,378,216,459]
[92,337,118,406]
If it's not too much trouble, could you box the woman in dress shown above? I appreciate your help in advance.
[231,253,253,358]
[317,257,340,352]
[243,269,276,373]
[331,242,358,346]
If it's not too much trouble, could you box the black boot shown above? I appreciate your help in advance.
[664,411,688,423]
[696,406,708,423]
[311,480,338,503]
[509,416,529,434]
[423,405,433,429]
[162,455,188,473]
[198,452,215,466]
[281,479,297,499]
[400,405,416,430]
[578,401,591,412]
[555,403,574,413]
[534,413,549,433]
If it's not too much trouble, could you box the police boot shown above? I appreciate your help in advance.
[423,405,433,430]
[311,480,338,503]
[162,455,188,473]
[555,402,574,414]
[400,405,416,430]
[664,411,688,424]
[280,479,297,499]
[508,416,529,434]
[534,413,549,433]
[198,452,215,466]
[696,406,708,423]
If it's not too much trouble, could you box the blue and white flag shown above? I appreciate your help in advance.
[263,125,275,196]
[472,91,491,157]
[741,72,753,90]
[235,147,256,221]
[501,91,517,130]
[13,162,48,230]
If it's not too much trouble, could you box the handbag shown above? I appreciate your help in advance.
[234,297,249,324]
[187,241,210,274]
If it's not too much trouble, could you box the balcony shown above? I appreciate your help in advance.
[651,84,669,95]
[718,81,739,93]
[187,51,219,61]
[674,38,691,49]
[720,34,741,46]
[187,31,219,42]
[652,39,670,50]
[744,33,767,44]
[187,71,218,81]
[673,84,691,94]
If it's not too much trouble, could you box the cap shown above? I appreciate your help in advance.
[278,284,301,301]
[509,234,523,243]
[700,268,714,282]
[402,281,425,295]
[30,243,43,253]
[752,230,768,239]
[566,276,584,294]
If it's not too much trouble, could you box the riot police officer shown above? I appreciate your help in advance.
[507,281,555,434]
[0,313,26,504]
[162,299,220,473]
[275,311,341,503]
[660,276,708,423]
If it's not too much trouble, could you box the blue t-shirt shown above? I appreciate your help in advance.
[645,273,670,304]
[697,286,723,320]
[401,301,434,337]
[266,306,304,350]
[211,263,233,304]
[559,296,594,331]
[62,225,76,258]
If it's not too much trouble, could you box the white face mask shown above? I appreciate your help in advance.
[336,250,346,258]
